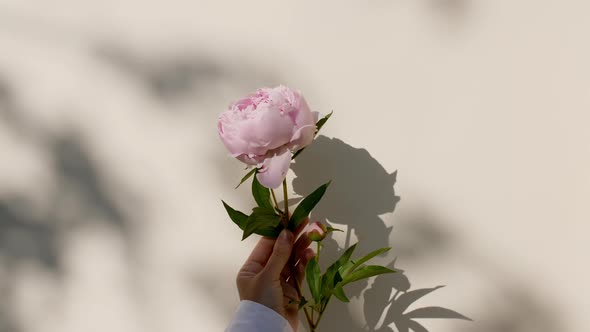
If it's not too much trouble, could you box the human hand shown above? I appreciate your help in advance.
[236,218,315,331]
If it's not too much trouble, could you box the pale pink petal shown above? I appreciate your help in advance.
[234,153,267,165]
[288,124,315,151]
[288,97,316,150]
[256,148,292,189]
[239,104,293,153]
[218,129,249,156]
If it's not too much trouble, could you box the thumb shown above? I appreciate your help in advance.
[262,230,294,278]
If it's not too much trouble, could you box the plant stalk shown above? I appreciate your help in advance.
[282,179,289,225]
[282,179,314,330]
[270,189,280,211]
[314,296,331,329]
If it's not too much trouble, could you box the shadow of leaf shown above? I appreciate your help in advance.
[393,286,446,314]
[380,285,471,332]
[405,306,471,320]
[95,45,283,106]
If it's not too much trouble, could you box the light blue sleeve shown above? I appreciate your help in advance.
[226,300,294,332]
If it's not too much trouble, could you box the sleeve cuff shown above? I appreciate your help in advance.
[226,300,294,332]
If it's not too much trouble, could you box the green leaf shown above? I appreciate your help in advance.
[321,243,357,297]
[223,201,282,238]
[252,224,283,238]
[289,181,331,231]
[235,168,257,189]
[342,265,395,285]
[222,200,248,228]
[315,110,333,134]
[338,260,355,279]
[252,174,272,209]
[336,244,357,268]
[242,207,281,240]
[350,247,391,272]
[332,285,350,302]
[306,257,322,303]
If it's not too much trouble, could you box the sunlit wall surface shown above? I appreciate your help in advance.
[1,1,589,331]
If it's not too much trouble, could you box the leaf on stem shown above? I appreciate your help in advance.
[332,285,350,302]
[349,247,391,272]
[235,168,257,189]
[321,243,358,297]
[342,265,395,285]
[221,200,248,228]
[306,257,322,303]
[338,260,355,279]
[242,207,282,240]
[315,110,333,134]
[289,181,331,231]
[252,174,272,209]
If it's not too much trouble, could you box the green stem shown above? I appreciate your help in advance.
[282,179,289,225]
[316,242,321,262]
[282,179,315,331]
[315,296,332,328]
[270,189,280,211]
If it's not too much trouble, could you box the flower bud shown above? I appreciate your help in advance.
[307,222,328,242]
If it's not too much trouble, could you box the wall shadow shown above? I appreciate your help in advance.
[291,136,400,258]
[457,283,563,332]
[290,136,469,331]
[94,45,283,107]
[429,0,471,21]
[3,43,289,330]
[0,83,137,332]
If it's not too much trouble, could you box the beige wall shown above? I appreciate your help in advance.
[0,1,588,331]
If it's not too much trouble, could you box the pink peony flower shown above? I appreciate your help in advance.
[218,86,317,188]
[307,222,328,242]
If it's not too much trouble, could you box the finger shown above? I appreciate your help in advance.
[293,233,312,263]
[280,233,312,279]
[293,217,310,239]
[284,247,314,290]
[281,280,299,302]
[262,230,294,278]
[240,237,276,275]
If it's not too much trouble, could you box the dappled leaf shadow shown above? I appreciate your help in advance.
[457,283,562,332]
[0,198,60,271]
[0,84,137,331]
[95,45,283,106]
[430,0,471,21]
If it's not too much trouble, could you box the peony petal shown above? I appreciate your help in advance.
[287,96,316,150]
[256,148,292,189]
[288,124,315,151]
[235,153,266,165]
[238,104,293,154]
